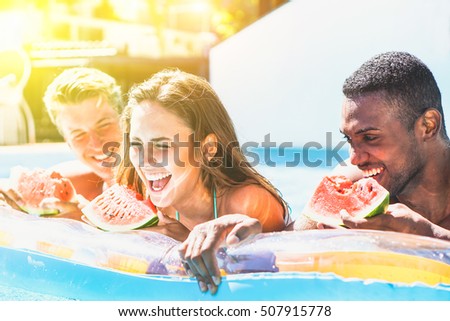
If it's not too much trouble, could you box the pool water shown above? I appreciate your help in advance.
[0,143,76,178]
[0,285,69,301]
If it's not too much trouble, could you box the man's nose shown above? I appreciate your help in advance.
[349,144,369,166]
[87,132,105,150]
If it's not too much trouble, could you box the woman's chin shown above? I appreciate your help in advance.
[148,192,171,209]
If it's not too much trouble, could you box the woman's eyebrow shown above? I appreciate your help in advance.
[150,137,171,142]
[130,136,143,144]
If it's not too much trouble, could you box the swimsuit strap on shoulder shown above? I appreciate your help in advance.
[213,187,218,219]
[175,187,217,221]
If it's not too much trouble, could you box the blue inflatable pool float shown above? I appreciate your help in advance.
[0,208,449,300]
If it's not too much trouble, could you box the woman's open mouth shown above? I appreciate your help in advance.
[146,172,172,192]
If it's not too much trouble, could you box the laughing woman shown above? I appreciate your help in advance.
[118,69,291,293]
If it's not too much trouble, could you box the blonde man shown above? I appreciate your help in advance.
[44,67,123,201]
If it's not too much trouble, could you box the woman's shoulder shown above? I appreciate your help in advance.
[220,183,285,231]
[223,183,273,204]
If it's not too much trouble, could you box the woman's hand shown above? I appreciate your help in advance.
[141,210,191,242]
[178,214,262,295]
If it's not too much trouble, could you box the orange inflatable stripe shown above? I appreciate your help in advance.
[276,251,450,286]
[36,241,74,259]
[0,231,12,246]
[104,253,150,274]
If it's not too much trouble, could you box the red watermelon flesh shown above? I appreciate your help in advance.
[81,184,158,232]
[11,167,76,215]
[303,175,389,226]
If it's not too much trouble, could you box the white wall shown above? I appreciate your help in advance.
[210,0,450,147]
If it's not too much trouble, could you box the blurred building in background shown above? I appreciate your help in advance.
[0,0,287,144]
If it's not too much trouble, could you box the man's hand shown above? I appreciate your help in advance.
[0,187,88,221]
[340,203,450,240]
[178,214,262,295]
[0,188,24,212]
[0,192,12,209]
[39,196,87,221]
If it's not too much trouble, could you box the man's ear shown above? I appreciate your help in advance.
[418,108,441,140]
[201,133,218,162]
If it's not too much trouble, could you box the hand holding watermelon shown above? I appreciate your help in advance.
[0,188,23,211]
[140,210,191,242]
[8,167,79,216]
[308,177,443,238]
[0,192,12,210]
[339,203,443,238]
[302,175,390,227]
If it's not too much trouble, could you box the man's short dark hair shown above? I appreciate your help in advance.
[342,51,446,135]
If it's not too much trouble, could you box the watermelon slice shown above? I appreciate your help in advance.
[10,167,77,215]
[302,175,389,226]
[82,184,158,232]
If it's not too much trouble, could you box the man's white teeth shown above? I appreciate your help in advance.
[94,155,109,161]
[146,172,171,181]
[364,167,383,177]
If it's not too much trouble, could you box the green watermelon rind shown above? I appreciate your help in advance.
[302,191,390,227]
[137,216,160,229]
[358,192,390,219]
[19,204,60,216]
[82,207,159,232]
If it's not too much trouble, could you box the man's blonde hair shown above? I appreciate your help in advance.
[43,67,123,131]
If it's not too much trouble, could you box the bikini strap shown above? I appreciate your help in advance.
[175,187,217,221]
[213,187,218,219]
